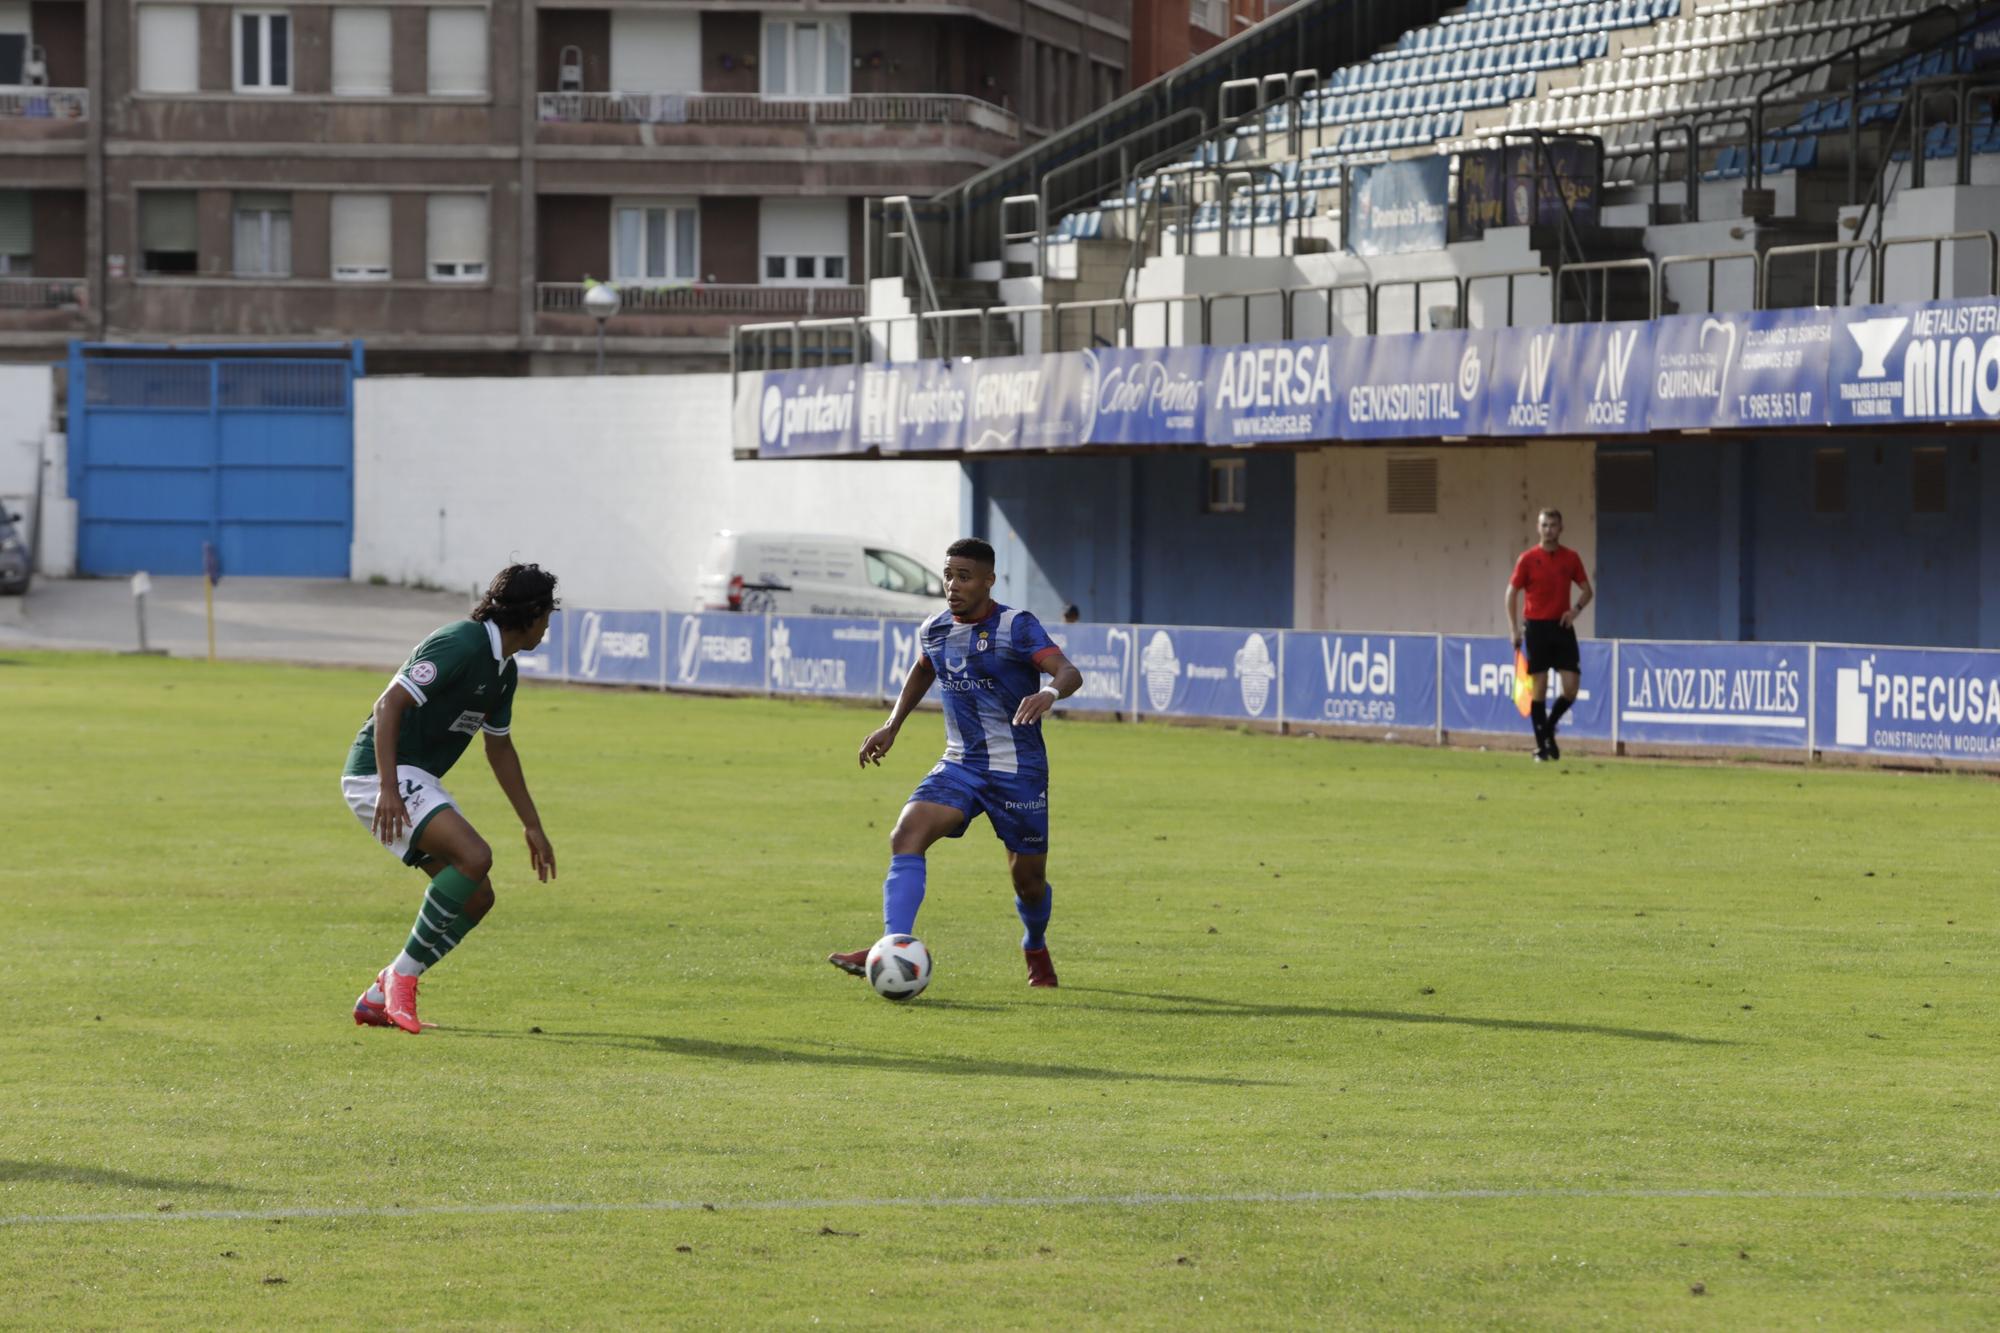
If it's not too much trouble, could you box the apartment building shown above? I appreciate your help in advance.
[0,0,1131,373]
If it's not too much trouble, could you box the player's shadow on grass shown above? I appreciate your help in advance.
[1061,989,1730,1046]
[449,1029,1282,1086]
[0,1160,246,1194]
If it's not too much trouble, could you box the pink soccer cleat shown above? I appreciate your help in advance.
[353,968,394,1027]
[383,970,424,1034]
[1024,947,1059,989]
[826,948,871,977]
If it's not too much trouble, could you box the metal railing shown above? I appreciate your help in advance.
[535,91,1020,138]
[538,282,865,317]
[0,277,87,311]
[1762,239,1876,308]
[881,196,943,318]
[1555,256,1658,323]
[734,230,1998,370]
[0,88,87,119]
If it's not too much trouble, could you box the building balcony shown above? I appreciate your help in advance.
[533,91,1022,156]
[0,88,89,142]
[535,281,865,341]
[0,276,88,336]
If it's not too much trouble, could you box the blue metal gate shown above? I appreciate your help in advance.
[67,342,362,577]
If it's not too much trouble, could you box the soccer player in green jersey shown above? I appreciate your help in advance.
[341,564,560,1034]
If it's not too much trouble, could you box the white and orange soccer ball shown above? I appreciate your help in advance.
[866,934,932,1001]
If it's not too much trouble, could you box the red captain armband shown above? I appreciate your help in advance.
[1032,646,1063,667]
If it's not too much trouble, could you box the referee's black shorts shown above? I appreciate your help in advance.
[1524,618,1580,675]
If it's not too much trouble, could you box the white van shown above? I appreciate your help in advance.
[695,531,944,618]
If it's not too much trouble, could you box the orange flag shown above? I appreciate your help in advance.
[1512,648,1536,718]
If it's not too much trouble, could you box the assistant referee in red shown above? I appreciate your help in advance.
[1505,507,1593,761]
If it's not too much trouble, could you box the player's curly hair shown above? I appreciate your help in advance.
[946,537,995,567]
[472,563,560,630]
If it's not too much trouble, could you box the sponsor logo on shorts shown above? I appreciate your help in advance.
[409,661,438,687]
[1002,795,1049,811]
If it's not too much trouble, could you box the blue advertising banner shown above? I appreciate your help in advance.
[1348,157,1450,257]
[1085,347,1209,446]
[1618,640,1809,750]
[664,612,765,692]
[1829,298,2000,426]
[1339,329,1492,439]
[514,609,566,681]
[768,614,883,698]
[1279,631,1438,730]
[565,609,664,687]
[1134,625,1282,721]
[857,360,967,454]
[1814,644,2000,762]
[962,354,1095,452]
[880,617,926,700]
[1649,308,1832,430]
[751,364,859,457]
[1442,634,1612,739]
[1203,339,1343,445]
[1550,320,1652,435]
[1048,622,1137,713]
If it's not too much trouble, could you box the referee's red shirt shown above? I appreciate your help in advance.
[1510,544,1589,620]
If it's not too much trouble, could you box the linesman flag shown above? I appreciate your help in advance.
[1512,648,1536,718]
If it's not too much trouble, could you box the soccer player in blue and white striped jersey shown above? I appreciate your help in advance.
[832,538,1084,988]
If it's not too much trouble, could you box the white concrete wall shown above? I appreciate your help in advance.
[1293,440,1598,636]
[0,364,51,502]
[354,373,964,610]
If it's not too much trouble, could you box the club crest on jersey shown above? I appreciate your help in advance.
[409,661,438,686]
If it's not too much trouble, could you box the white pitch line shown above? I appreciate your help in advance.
[3,1188,1996,1230]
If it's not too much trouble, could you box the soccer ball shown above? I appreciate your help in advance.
[866,934,932,1001]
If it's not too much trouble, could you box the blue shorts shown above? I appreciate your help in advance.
[909,761,1049,855]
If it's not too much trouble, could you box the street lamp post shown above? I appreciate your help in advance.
[584,282,622,374]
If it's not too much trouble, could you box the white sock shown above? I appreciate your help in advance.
[390,951,428,978]
[364,983,386,1005]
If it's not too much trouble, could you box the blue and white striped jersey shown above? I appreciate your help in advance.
[917,603,1061,777]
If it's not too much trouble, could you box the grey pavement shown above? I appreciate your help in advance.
[0,577,474,670]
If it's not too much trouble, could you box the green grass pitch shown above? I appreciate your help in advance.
[2,650,1995,1327]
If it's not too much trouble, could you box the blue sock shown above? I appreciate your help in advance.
[1017,882,1053,951]
[882,854,927,935]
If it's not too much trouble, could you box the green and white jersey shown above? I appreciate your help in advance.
[344,619,518,779]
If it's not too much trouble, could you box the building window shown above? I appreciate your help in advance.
[331,193,391,281]
[1598,449,1656,514]
[762,18,849,100]
[1386,454,1438,514]
[235,10,291,93]
[140,191,199,274]
[428,7,489,96]
[332,7,392,96]
[1206,458,1246,513]
[137,5,200,93]
[0,2,27,86]
[612,201,696,283]
[1912,446,1947,514]
[759,198,847,287]
[1813,447,1847,516]
[426,193,487,282]
[233,191,292,277]
[0,191,29,275]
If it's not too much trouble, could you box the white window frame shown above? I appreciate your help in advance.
[761,252,847,286]
[610,199,698,285]
[232,193,292,278]
[426,193,488,284]
[330,193,391,282]
[233,9,292,94]
[330,6,392,97]
[760,17,849,101]
[426,6,490,97]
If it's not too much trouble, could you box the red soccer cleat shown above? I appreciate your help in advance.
[353,969,393,1027]
[1024,947,1059,988]
[383,970,423,1034]
[827,948,870,977]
